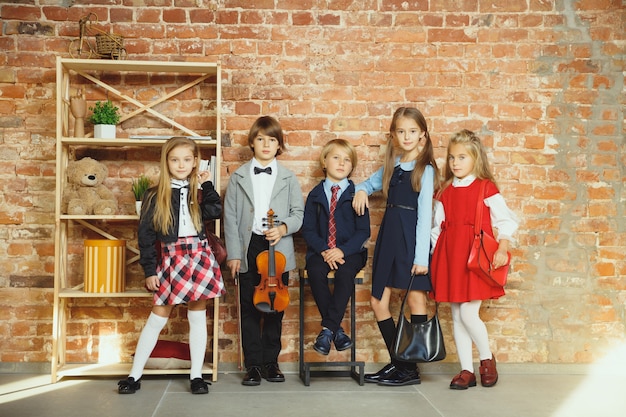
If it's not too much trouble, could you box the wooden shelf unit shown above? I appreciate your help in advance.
[52,57,222,383]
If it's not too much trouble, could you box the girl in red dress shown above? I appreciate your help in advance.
[431,130,519,390]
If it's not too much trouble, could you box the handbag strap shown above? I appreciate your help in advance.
[399,274,439,315]
[473,180,487,236]
[399,274,417,312]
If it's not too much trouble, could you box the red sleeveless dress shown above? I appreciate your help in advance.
[431,179,505,303]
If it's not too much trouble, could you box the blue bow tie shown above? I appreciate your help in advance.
[254,166,272,175]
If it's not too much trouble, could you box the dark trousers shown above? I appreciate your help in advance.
[239,233,289,369]
[306,251,366,333]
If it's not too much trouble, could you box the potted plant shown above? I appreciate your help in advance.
[89,100,120,139]
[131,175,151,215]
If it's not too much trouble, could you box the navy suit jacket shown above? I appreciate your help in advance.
[301,180,370,262]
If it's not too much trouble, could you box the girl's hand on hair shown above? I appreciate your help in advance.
[352,190,369,216]
[198,170,212,184]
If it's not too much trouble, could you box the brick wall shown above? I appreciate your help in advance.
[0,1,624,369]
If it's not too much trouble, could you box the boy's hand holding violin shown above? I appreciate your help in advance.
[263,223,287,246]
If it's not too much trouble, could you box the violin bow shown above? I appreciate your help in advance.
[234,272,244,371]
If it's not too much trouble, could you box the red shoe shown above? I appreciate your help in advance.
[480,355,498,387]
[449,370,476,390]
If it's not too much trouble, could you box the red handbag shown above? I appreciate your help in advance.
[467,180,510,287]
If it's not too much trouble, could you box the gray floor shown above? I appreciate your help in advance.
[0,363,624,417]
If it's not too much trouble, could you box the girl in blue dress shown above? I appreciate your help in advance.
[353,107,440,386]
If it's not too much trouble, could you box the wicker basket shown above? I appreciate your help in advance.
[95,34,124,55]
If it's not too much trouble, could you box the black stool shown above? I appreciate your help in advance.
[299,269,365,386]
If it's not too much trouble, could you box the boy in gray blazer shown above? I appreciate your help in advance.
[224,116,304,386]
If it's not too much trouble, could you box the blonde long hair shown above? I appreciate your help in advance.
[146,137,203,234]
[382,107,440,198]
[440,129,497,195]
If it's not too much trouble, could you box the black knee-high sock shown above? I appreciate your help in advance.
[377,318,396,353]
[378,317,415,371]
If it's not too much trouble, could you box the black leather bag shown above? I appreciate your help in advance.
[391,275,446,363]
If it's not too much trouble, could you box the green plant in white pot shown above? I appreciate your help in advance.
[89,100,120,139]
[131,174,151,215]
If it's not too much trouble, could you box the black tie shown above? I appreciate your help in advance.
[254,166,272,175]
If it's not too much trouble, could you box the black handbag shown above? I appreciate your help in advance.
[391,274,446,363]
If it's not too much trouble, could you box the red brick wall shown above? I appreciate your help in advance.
[0,1,624,368]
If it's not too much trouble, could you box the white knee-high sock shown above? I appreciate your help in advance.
[188,309,207,380]
[459,300,492,361]
[129,312,168,380]
[451,303,475,372]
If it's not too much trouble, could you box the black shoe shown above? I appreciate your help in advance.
[333,327,353,351]
[190,377,210,394]
[313,328,332,355]
[364,363,396,383]
[377,367,421,386]
[117,377,141,394]
[263,363,285,382]
[242,366,262,386]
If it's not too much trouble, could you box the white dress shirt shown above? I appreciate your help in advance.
[251,158,278,235]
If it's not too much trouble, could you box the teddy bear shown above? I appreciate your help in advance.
[62,157,117,215]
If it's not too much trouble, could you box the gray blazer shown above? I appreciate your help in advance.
[224,160,304,274]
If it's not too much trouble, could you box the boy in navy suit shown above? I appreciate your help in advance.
[301,139,370,354]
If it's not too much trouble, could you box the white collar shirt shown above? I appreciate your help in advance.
[251,158,278,235]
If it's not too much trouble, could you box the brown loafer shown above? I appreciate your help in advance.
[449,370,477,390]
[480,355,498,387]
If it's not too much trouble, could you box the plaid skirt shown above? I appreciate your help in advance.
[154,236,225,306]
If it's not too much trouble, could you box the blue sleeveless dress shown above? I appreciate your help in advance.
[371,166,432,299]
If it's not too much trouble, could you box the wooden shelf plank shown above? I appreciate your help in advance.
[60,214,139,220]
[58,288,152,298]
[60,137,217,147]
[56,362,214,378]
[60,58,219,74]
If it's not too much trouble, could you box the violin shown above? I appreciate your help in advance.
[253,208,289,313]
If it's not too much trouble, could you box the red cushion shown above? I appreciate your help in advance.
[150,340,191,360]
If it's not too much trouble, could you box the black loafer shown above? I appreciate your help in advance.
[118,377,141,394]
[333,327,353,351]
[242,366,262,386]
[313,328,332,355]
[190,377,210,394]
[263,363,285,382]
[364,363,396,383]
[377,368,421,386]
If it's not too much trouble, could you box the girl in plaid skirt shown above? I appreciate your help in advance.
[118,137,225,395]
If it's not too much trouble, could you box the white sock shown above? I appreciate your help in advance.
[129,312,168,381]
[188,309,207,380]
